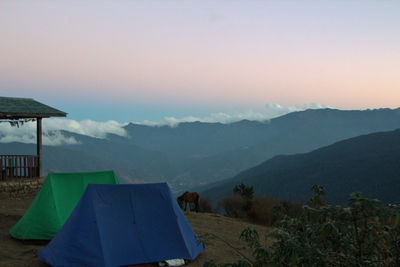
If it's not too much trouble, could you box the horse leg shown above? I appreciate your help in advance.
[196,196,200,212]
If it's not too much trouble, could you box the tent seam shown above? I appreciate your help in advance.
[49,175,62,229]
[93,189,108,267]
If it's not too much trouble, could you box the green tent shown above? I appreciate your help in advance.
[10,170,119,240]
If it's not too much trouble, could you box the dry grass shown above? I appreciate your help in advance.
[0,197,271,266]
[185,212,271,266]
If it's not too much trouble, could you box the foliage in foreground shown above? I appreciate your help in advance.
[205,185,400,266]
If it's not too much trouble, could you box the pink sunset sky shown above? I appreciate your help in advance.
[0,1,399,122]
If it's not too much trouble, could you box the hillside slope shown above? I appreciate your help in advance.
[201,129,400,205]
[179,108,400,186]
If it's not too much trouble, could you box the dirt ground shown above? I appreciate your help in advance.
[0,197,271,266]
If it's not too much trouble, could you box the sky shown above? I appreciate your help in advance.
[0,0,399,123]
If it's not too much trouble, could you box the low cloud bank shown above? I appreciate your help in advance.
[138,103,329,127]
[0,119,128,146]
[42,119,128,139]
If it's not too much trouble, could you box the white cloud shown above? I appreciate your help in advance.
[45,131,81,146]
[42,119,128,139]
[0,119,128,146]
[137,103,330,127]
[263,103,329,118]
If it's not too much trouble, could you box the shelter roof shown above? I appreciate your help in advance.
[0,96,67,119]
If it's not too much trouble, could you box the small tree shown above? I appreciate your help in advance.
[308,184,327,208]
[233,183,254,200]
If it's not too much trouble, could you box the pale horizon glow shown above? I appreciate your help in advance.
[0,1,399,122]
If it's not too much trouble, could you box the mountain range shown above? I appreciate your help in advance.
[1,107,400,194]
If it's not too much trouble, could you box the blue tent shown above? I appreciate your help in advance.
[38,183,204,267]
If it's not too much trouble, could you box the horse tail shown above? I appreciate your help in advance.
[177,192,187,209]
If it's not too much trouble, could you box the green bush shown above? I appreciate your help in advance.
[274,200,303,220]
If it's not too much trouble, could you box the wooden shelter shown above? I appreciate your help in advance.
[0,97,67,180]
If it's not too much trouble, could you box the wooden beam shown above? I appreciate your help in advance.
[37,117,42,177]
[0,114,65,119]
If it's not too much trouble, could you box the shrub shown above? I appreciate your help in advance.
[218,195,248,218]
[247,196,280,226]
[275,200,303,219]
[219,192,301,226]
[199,197,213,213]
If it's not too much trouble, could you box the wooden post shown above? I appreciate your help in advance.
[37,117,42,178]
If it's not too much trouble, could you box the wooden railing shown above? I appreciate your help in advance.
[0,155,39,180]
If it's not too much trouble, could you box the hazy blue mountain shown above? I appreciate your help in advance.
[119,108,400,160]
[174,108,400,186]
[1,108,400,193]
[58,131,182,181]
[200,129,400,205]
[115,120,274,159]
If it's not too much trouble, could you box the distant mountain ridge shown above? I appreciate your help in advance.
[1,107,400,192]
[114,120,274,159]
[200,129,400,205]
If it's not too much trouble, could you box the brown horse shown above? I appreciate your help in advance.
[177,191,200,212]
